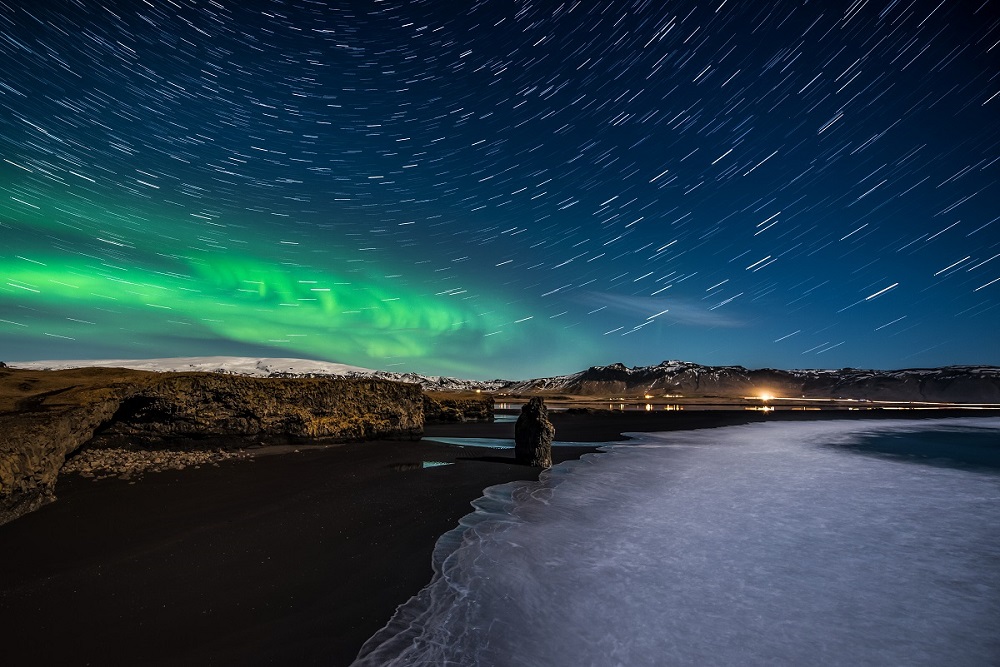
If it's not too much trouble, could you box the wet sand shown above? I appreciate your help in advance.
[0,408,994,665]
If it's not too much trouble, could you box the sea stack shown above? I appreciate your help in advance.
[514,396,554,467]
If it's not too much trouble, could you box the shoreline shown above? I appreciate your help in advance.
[0,430,598,666]
[2,408,998,665]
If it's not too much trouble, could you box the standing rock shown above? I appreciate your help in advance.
[514,396,554,467]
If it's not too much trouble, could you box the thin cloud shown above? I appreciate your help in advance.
[577,291,745,328]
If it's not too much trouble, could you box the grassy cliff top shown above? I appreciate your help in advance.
[0,367,424,415]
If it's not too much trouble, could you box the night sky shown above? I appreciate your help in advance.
[2,0,998,379]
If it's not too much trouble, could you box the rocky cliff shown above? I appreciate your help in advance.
[0,368,424,525]
[94,373,424,444]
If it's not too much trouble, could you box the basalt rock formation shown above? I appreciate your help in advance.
[514,396,554,467]
[93,373,423,445]
[0,367,424,525]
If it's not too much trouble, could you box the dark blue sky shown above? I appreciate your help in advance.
[2,0,998,378]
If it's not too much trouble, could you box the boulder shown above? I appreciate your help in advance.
[514,396,554,467]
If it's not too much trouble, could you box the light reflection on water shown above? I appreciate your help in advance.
[423,437,594,449]
[496,402,684,411]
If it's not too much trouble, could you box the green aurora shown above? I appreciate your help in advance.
[1,194,580,377]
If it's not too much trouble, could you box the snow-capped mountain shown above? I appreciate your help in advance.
[8,356,508,392]
[503,360,1000,403]
[8,357,1000,402]
[10,356,374,377]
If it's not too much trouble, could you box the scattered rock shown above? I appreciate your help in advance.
[60,446,250,481]
[514,396,554,467]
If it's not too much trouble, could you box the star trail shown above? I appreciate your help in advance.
[2,0,998,378]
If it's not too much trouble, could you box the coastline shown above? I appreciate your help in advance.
[1,408,997,665]
[0,428,596,666]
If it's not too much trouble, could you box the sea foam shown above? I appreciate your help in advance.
[354,418,1000,666]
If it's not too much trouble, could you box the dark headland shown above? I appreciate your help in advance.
[2,364,999,665]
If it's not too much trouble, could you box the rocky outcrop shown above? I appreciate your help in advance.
[0,399,123,525]
[514,397,554,467]
[92,373,423,445]
[0,368,424,525]
[423,392,494,423]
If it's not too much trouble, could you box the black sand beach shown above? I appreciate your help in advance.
[1,408,995,666]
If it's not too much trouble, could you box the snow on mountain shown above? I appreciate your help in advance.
[7,356,1000,401]
[10,356,375,377]
[7,356,507,392]
[507,360,1000,389]
[503,360,1000,403]
[361,371,509,392]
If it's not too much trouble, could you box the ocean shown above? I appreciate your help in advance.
[354,418,1000,666]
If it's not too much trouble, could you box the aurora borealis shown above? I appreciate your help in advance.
[2,1,998,379]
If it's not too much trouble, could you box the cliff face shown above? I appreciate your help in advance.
[95,373,424,444]
[0,368,424,525]
[0,401,122,525]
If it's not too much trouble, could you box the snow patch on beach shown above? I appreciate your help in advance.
[354,418,1000,666]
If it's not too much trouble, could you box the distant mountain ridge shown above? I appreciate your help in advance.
[9,357,1000,403]
[504,360,1000,404]
[9,357,509,392]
